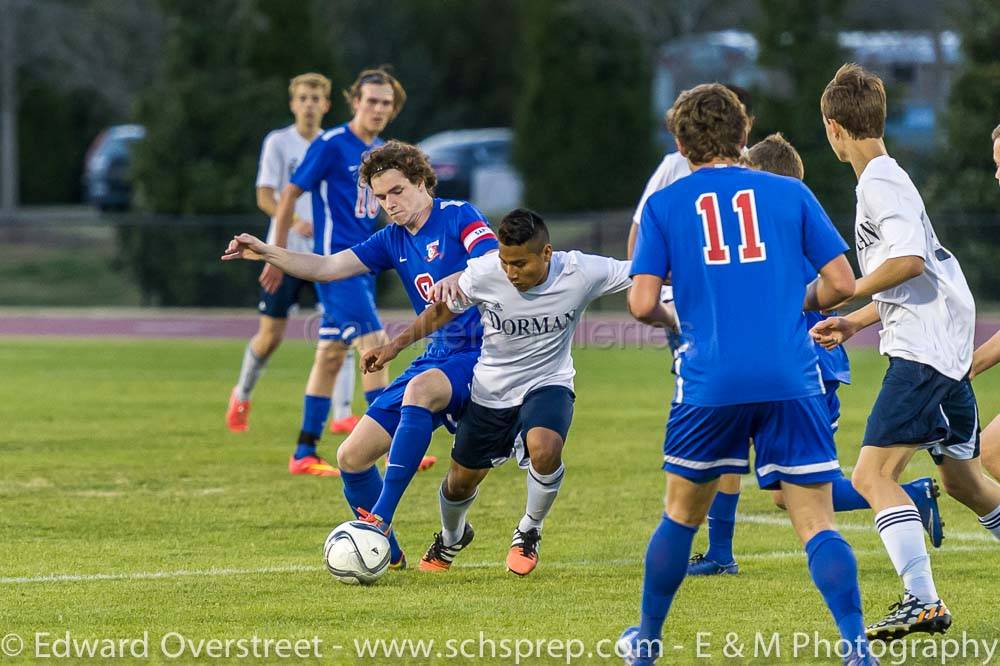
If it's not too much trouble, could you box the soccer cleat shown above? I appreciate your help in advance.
[506,527,541,576]
[865,592,951,641]
[329,414,360,434]
[905,477,945,548]
[419,524,475,572]
[355,507,392,536]
[287,454,340,477]
[687,553,739,576]
[226,388,250,432]
[617,626,659,665]
[388,552,407,571]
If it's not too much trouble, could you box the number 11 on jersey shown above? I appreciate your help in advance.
[697,189,766,265]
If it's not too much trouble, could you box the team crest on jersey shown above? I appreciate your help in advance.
[425,240,441,262]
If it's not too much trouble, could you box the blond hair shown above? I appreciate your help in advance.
[288,73,331,99]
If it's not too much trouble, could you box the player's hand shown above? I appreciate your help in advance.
[291,216,313,239]
[222,233,268,262]
[809,316,857,350]
[259,263,284,294]
[428,274,469,309]
[362,343,401,374]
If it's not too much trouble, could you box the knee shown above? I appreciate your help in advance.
[851,464,885,497]
[402,373,446,411]
[527,431,564,474]
[336,438,373,473]
[255,329,283,355]
[443,472,479,501]
[982,447,1000,481]
[317,346,346,375]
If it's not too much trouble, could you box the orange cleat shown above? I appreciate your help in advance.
[288,454,340,477]
[505,528,541,576]
[418,524,475,572]
[329,414,360,434]
[226,388,250,432]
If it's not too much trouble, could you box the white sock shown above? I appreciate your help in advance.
[518,463,565,533]
[979,504,1000,541]
[875,505,939,602]
[235,343,267,401]
[440,485,478,546]
[332,349,356,420]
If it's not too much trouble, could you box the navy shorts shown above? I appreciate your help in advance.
[258,275,315,318]
[663,394,841,490]
[452,385,576,470]
[315,274,382,344]
[863,357,980,462]
[366,345,481,437]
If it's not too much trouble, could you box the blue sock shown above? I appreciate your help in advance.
[704,491,739,564]
[295,395,331,459]
[805,530,868,657]
[638,514,697,643]
[341,466,403,562]
[371,405,434,524]
[364,387,385,407]
[832,476,869,511]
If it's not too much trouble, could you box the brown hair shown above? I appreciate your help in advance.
[288,72,331,99]
[821,63,886,139]
[359,140,437,192]
[992,123,1000,142]
[343,67,407,119]
[666,84,750,164]
[745,133,804,180]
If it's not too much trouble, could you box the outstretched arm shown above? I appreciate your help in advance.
[221,233,367,282]
[810,302,880,350]
[362,302,459,373]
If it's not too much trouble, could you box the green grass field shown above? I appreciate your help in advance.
[2,339,998,664]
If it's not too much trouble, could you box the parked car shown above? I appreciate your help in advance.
[417,128,523,216]
[83,124,146,210]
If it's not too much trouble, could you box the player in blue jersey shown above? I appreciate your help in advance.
[223,141,498,569]
[687,134,941,578]
[618,85,875,666]
[266,68,430,476]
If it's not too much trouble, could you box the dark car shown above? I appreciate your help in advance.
[417,128,522,216]
[83,124,146,210]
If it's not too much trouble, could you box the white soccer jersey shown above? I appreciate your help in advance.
[452,251,632,408]
[256,124,317,254]
[855,155,975,380]
[632,151,691,226]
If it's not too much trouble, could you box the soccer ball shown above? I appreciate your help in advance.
[323,520,391,585]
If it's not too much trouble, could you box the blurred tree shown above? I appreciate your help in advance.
[924,0,1000,300]
[513,0,655,212]
[750,0,853,218]
[124,0,347,305]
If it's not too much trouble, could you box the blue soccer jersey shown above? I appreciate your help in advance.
[352,199,498,352]
[807,311,851,385]
[632,166,849,406]
[290,123,383,256]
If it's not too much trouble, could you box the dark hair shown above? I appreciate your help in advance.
[359,140,437,192]
[498,208,549,248]
[745,133,804,180]
[343,66,407,119]
[666,84,750,164]
[821,63,886,139]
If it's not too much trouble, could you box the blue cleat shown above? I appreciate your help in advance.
[617,626,658,665]
[686,553,739,576]
[903,477,944,548]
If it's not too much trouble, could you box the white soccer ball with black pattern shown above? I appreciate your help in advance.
[323,520,391,585]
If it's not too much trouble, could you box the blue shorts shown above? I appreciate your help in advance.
[366,345,481,437]
[823,380,842,432]
[863,357,980,463]
[663,395,841,490]
[258,275,315,318]
[315,274,381,344]
[452,385,576,470]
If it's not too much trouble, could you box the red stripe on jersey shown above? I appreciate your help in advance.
[460,221,496,253]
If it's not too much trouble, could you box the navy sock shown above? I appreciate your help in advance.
[294,395,331,459]
[704,491,739,564]
[638,514,697,644]
[832,476,869,512]
[341,466,403,562]
[364,387,385,407]
[371,405,434,524]
[805,530,868,657]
